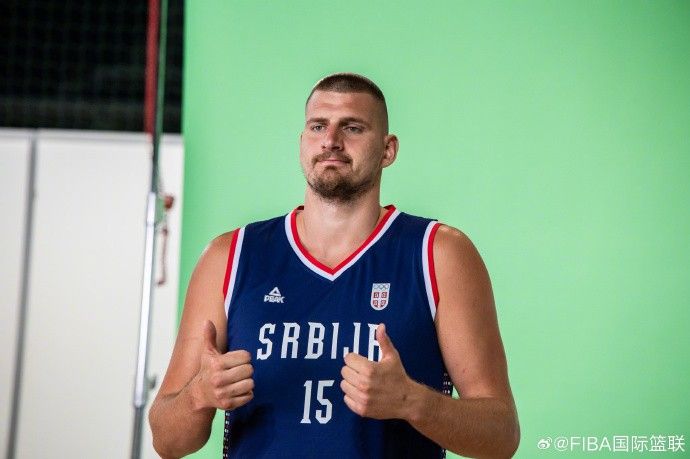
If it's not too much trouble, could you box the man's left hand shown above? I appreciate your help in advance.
[340,323,416,420]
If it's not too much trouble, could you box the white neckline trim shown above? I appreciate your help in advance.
[284,209,401,281]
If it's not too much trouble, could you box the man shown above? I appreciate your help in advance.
[149,73,520,458]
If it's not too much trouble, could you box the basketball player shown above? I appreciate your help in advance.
[149,73,520,458]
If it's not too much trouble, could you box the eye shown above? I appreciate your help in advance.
[345,125,363,133]
[310,124,325,132]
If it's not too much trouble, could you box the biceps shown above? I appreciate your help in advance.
[156,238,228,396]
[432,231,511,400]
[436,299,511,400]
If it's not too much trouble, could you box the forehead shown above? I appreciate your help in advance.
[305,90,382,121]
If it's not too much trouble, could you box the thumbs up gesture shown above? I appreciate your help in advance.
[340,324,416,420]
[193,321,254,411]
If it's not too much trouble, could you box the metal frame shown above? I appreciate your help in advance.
[6,131,37,459]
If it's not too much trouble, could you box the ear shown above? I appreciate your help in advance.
[381,134,399,168]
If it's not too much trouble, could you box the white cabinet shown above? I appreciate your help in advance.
[1,129,183,459]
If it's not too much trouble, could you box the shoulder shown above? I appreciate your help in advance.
[202,230,237,263]
[205,213,287,254]
[432,224,492,299]
[393,210,483,267]
[199,212,287,269]
[433,224,485,266]
[433,223,470,246]
[189,230,238,296]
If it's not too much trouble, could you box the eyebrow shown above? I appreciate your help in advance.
[306,116,371,128]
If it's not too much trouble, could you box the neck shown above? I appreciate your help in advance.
[296,186,385,268]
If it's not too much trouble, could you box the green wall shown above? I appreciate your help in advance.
[181,1,690,457]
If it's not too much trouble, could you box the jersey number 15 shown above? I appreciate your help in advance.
[300,379,335,424]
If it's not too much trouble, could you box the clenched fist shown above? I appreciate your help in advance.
[191,321,254,411]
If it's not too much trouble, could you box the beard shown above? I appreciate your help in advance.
[304,152,378,203]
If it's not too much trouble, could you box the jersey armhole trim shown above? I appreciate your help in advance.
[422,221,441,320]
[222,227,245,317]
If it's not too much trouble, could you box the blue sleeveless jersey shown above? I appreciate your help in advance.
[222,205,451,458]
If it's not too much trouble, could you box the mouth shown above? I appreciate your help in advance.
[314,154,351,167]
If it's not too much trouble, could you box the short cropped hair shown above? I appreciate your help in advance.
[306,72,389,131]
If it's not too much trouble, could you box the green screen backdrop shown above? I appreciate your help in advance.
[180,1,690,457]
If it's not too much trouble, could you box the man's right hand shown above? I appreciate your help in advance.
[191,320,254,411]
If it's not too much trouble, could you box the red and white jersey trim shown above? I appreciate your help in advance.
[285,205,401,281]
[422,221,441,320]
[223,227,245,317]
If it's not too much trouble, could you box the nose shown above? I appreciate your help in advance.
[321,126,343,151]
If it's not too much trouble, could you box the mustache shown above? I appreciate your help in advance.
[313,152,352,164]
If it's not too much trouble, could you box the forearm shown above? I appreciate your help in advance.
[404,382,520,459]
[149,379,216,459]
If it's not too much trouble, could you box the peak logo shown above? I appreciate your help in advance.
[264,287,285,303]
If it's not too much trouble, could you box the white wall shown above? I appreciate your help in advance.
[0,129,183,459]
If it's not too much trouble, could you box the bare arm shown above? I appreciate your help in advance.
[341,225,519,458]
[148,231,254,459]
[406,225,520,458]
